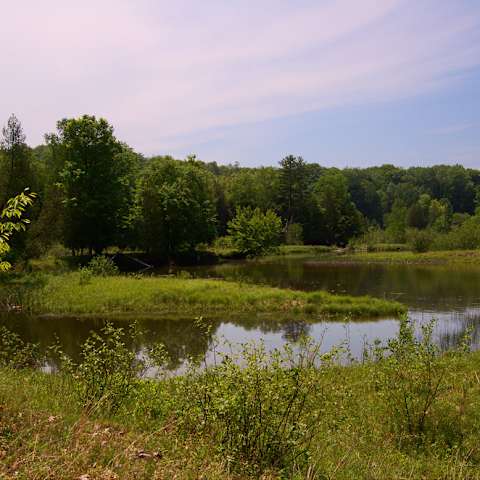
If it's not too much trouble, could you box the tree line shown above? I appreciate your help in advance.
[1,114,480,261]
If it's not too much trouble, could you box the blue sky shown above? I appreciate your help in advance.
[1,0,480,167]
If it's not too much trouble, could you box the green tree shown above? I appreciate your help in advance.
[385,200,408,243]
[228,207,282,256]
[136,156,217,258]
[47,115,137,254]
[309,171,363,245]
[0,115,37,206]
[278,155,308,225]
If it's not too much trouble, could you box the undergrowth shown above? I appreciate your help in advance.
[1,317,480,478]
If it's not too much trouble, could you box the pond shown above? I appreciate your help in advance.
[2,257,480,370]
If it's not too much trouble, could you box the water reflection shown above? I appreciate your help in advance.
[1,259,480,371]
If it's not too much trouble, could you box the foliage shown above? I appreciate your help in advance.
[278,155,308,225]
[0,190,36,271]
[285,222,303,245]
[0,114,37,206]
[176,338,326,474]
[228,207,282,256]
[309,170,363,246]
[47,115,138,254]
[136,156,217,258]
[407,228,433,253]
[0,326,40,369]
[375,318,447,442]
[83,255,119,277]
[3,113,480,261]
[61,323,145,412]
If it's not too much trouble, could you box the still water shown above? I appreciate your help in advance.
[2,258,480,369]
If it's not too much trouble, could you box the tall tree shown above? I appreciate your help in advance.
[278,155,308,225]
[309,170,363,245]
[136,156,217,259]
[47,115,137,254]
[0,115,36,206]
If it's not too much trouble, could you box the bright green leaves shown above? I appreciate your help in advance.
[0,189,36,271]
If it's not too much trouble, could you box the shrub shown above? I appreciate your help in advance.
[228,207,282,257]
[85,255,119,276]
[63,323,145,412]
[375,318,446,442]
[175,339,329,475]
[285,223,303,245]
[407,228,433,253]
[0,326,40,369]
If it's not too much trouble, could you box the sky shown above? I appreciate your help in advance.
[1,0,480,168]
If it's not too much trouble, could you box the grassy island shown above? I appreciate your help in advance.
[17,273,405,318]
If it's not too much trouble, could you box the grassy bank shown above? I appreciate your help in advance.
[1,319,480,479]
[329,249,480,266]
[17,273,405,318]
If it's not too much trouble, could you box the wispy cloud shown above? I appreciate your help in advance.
[428,123,476,135]
[1,0,480,154]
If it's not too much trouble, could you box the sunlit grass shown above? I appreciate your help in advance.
[24,273,405,318]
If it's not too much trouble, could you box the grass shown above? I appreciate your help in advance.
[1,343,480,479]
[17,273,405,318]
[330,249,480,266]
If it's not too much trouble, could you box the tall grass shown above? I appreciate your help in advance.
[1,318,480,478]
[22,273,405,318]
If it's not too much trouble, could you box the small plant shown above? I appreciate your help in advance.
[85,255,119,276]
[375,317,446,443]
[176,337,328,475]
[0,326,40,369]
[407,228,433,253]
[65,323,145,412]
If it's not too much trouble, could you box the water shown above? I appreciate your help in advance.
[2,257,480,370]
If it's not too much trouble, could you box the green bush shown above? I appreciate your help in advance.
[432,215,480,250]
[228,207,282,257]
[175,339,331,475]
[85,255,119,276]
[407,228,433,253]
[0,326,40,369]
[62,323,145,412]
[285,222,303,245]
[375,318,446,443]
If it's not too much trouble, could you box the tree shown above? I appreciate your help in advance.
[278,155,308,225]
[47,115,137,254]
[308,171,363,245]
[228,207,282,256]
[385,200,408,243]
[0,190,36,271]
[0,115,37,206]
[136,156,217,258]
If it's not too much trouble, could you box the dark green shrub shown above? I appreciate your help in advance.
[407,228,433,253]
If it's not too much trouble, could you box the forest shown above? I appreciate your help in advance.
[2,112,480,264]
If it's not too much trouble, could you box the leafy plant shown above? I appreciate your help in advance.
[375,317,446,442]
[0,189,36,271]
[407,228,433,253]
[64,323,145,412]
[176,338,328,474]
[228,207,282,257]
[0,326,40,369]
[86,255,119,276]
